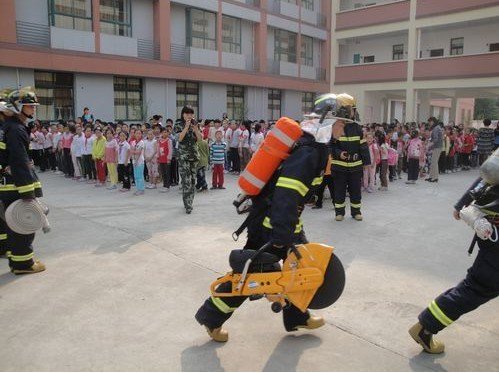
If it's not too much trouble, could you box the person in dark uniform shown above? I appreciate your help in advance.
[0,87,45,274]
[327,93,371,222]
[194,108,339,342]
[409,151,499,353]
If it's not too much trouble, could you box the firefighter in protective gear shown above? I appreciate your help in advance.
[0,87,45,274]
[409,153,499,354]
[0,88,15,258]
[320,93,370,221]
[195,116,332,342]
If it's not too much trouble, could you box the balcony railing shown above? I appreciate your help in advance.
[137,39,160,60]
[416,0,499,18]
[336,0,410,31]
[335,60,407,84]
[414,52,499,80]
[170,43,190,64]
[16,21,50,48]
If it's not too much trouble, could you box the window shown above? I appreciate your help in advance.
[268,89,281,121]
[282,0,298,3]
[222,16,241,54]
[301,36,314,66]
[302,92,314,114]
[35,71,74,121]
[363,55,375,63]
[450,37,464,56]
[49,0,92,31]
[274,29,297,63]
[302,0,314,11]
[490,43,499,52]
[430,49,444,57]
[187,8,217,50]
[114,77,143,121]
[227,85,245,120]
[100,0,131,37]
[176,81,199,119]
[392,44,404,60]
[353,53,361,64]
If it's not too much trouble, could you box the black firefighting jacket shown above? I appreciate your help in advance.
[247,133,329,247]
[0,116,42,199]
[330,121,371,172]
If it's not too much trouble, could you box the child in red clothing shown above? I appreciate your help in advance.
[157,128,173,192]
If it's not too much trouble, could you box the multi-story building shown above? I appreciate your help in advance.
[331,0,499,124]
[0,0,331,122]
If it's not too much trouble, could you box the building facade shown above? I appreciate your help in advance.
[0,0,331,122]
[331,0,499,124]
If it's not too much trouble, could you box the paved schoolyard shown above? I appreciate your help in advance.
[0,170,498,371]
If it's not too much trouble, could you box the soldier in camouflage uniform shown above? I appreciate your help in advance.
[174,106,201,214]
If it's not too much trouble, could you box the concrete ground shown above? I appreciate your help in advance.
[0,169,498,371]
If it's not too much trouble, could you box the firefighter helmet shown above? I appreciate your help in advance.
[312,92,359,122]
[8,86,39,115]
[0,88,15,113]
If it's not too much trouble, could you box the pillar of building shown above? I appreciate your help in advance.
[417,90,431,123]
[92,0,101,53]
[405,88,417,122]
[255,0,268,73]
[449,97,457,123]
[0,0,16,44]
[153,0,171,61]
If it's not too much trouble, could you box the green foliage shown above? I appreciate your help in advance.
[474,98,499,120]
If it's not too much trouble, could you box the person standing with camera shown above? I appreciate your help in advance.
[174,106,201,214]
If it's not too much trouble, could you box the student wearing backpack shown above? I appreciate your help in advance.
[406,130,423,184]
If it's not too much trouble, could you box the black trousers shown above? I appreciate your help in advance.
[46,147,56,171]
[315,174,334,207]
[0,192,36,270]
[407,158,419,181]
[170,157,179,185]
[419,237,499,334]
[82,154,96,180]
[332,170,362,216]
[195,230,311,332]
[229,147,240,172]
[63,148,74,176]
[196,166,208,190]
[117,163,131,189]
[158,163,171,188]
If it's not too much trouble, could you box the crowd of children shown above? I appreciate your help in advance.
[29,112,496,203]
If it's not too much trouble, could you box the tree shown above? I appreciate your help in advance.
[474,98,499,120]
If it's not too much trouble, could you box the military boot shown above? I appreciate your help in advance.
[11,260,46,275]
[205,326,229,343]
[409,322,445,354]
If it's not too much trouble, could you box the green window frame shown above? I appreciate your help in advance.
[302,92,314,114]
[222,16,242,54]
[114,76,143,121]
[268,89,282,121]
[100,0,132,37]
[302,0,314,10]
[48,0,93,31]
[176,81,199,119]
[274,29,297,63]
[227,85,245,120]
[301,35,314,66]
[187,8,217,50]
[34,70,74,121]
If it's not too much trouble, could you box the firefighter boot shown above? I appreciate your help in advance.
[11,260,46,275]
[409,322,445,354]
[204,326,229,343]
[353,214,363,221]
[296,315,325,331]
[335,215,344,222]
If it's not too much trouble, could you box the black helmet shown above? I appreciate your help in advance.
[8,86,39,115]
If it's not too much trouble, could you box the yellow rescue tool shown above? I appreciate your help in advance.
[211,243,345,313]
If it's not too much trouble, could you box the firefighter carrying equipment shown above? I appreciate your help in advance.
[239,117,303,196]
[312,93,359,123]
[0,198,50,235]
[480,147,499,186]
[210,242,345,313]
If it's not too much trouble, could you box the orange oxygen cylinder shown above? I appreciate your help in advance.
[239,117,303,196]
